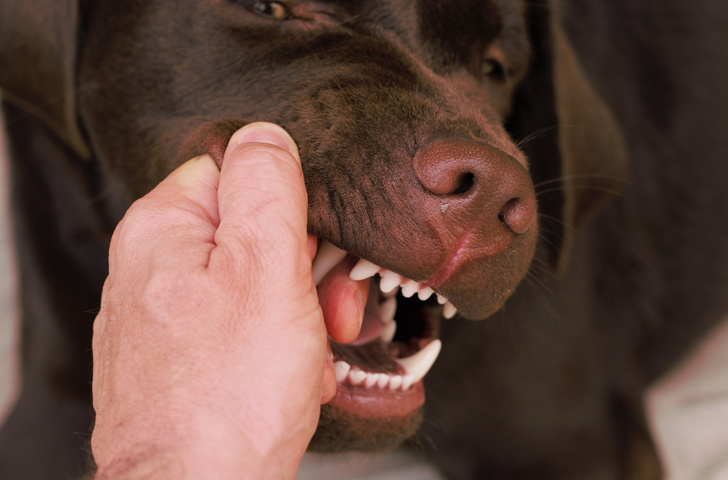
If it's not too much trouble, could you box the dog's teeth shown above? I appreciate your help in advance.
[348,369,366,386]
[395,339,442,383]
[418,286,434,301]
[401,280,419,298]
[436,294,448,305]
[330,360,424,391]
[349,259,380,281]
[311,241,348,286]
[388,375,403,391]
[379,297,397,323]
[380,321,397,343]
[365,373,381,388]
[443,302,457,319]
[383,287,399,298]
[380,270,401,294]
[401,374,415,391]
[334,361,351,382]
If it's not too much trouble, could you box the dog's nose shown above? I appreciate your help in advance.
[413,139,536,247]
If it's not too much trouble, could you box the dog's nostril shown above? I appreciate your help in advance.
[413,142,484,197]
[452,172,476,196]
[499,197,536,234]
[412,137,536,239]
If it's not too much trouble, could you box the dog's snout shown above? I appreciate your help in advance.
[412,139,536,241]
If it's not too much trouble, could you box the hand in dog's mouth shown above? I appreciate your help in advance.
[312,240,454,420]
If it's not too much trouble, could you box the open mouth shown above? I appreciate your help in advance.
[311,241,458,419]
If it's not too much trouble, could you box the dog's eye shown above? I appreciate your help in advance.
[252,1,290,20]
[482,58,507,82]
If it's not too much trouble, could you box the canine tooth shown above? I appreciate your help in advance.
[380,321,397,343]
[395,339,442,383]
[443,302,457,319]
[379,297,397,323]
[436,294,448,305]
[349,259,380,281]
[349,369,366,386]
[401,280,419,298]
[418,286,434,301]
[312,241,348,285]
[401,374,415,391]
[377,374,390,388]
[365,373,381,388]
[334,361,351,382]
[380,270,401,294]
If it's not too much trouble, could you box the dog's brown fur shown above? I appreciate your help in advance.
[1,0,728,479]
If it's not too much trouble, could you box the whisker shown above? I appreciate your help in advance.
[533,228,565,258]
[514,124,560,149]
[538,212,573,231]
[535,185,624,197]
[522,269,554,296]
[533,172,629,190]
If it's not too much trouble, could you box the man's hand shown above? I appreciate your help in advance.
[91,123,335,479]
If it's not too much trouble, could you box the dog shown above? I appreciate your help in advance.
[1,0,728,478]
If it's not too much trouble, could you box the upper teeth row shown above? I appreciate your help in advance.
[349,258,458,319]
[310,241,458,319]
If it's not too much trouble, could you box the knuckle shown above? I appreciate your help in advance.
[139,269,197,322]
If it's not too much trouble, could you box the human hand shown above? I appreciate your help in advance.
[91,123,356,479]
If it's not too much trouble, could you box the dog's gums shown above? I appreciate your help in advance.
[312,240,445,419]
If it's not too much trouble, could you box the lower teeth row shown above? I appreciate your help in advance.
[334,340,442,392]
[335,360,415,391]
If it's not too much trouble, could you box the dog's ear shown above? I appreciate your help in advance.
[0,0,89,158]
[508,7,629,272]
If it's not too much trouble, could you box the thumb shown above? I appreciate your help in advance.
[212,122,311,292]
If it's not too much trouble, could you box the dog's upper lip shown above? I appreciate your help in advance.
[426,231,473,288]
[426,228,512,288]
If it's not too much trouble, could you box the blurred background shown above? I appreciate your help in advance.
[0,113,16,418]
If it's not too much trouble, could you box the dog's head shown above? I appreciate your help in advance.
[0,0,628,452]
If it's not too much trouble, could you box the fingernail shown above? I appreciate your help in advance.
[175,154,219,186]
[229,122,300,161]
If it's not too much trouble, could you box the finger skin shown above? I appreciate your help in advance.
[92,123,328,480]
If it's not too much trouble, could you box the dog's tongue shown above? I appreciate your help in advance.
[311,242,438,419]
[350,284,390,345]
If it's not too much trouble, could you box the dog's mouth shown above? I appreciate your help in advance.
[311,240,456,419]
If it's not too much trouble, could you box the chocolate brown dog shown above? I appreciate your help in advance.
[1,0,728,479]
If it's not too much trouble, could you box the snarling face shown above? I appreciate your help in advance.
[78,0,538,451]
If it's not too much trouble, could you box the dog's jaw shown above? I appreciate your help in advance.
[311,242,444,414]
[307,241,447,451]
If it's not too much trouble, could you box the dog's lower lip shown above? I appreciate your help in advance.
[328,381,425,418]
